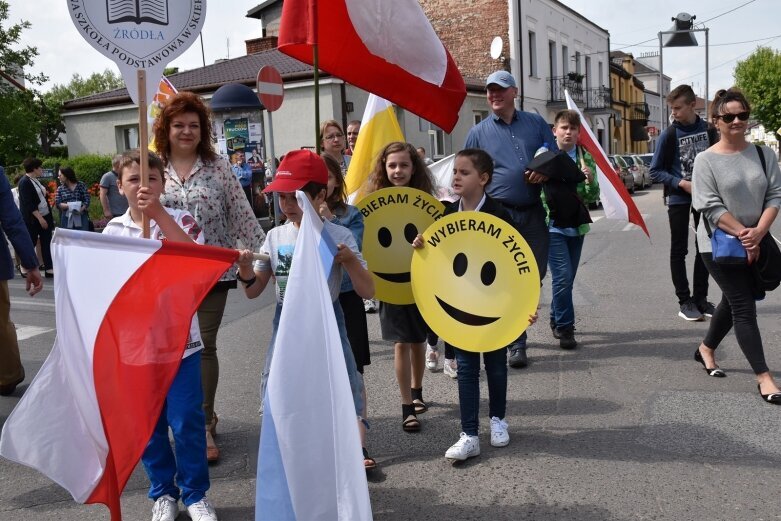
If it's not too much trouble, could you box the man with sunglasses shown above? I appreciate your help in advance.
[650,84,719,322]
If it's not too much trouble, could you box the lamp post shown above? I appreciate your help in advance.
[658,13,709,132]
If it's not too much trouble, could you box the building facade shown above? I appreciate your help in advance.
[610,52,649,154]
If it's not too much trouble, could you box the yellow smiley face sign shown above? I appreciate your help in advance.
[411,211,540,352]
[358,187,445,304]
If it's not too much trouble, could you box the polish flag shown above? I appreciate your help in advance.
[278,0,466,133]
[0,229,238,520]
[565,90,649,236]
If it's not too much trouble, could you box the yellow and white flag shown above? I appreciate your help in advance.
[346,94,405,202]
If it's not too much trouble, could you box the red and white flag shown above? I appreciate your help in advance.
[565,91,649,236]
[0,229,238,520]
[278,0,466,133]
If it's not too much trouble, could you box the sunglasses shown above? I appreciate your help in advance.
[715,111,750,123]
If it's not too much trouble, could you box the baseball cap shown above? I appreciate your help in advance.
[262,149,328,193]
[486,70,516,89]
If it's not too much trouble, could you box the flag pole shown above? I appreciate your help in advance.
[137,69,150,238]
[311,1,320,153]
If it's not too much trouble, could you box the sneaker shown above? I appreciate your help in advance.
[490,416,510,447]
[508,345,528,368]
[443,358,458,379]
[363,298,376,313]
[696,300,716,318]
[557,327,577,350]
[151,495,179,521]
[186,498,218,521]
[425,344,439,371]
[678,300,704,322]
[445,432,480,461]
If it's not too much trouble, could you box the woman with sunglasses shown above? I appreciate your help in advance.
[692,87,781,404]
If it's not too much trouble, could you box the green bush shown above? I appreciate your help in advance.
[42,154,112,187]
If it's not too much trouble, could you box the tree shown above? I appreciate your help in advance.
[0,0,47,165]
[734,47,781,139]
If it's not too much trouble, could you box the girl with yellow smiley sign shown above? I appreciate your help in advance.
[359,142,441,433]
[411,148,539,462]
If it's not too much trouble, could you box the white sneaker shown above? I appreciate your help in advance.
[363,298,376,313]
[445,432,480,461]
[425,344,439,371]
[151,495,179,521]
[186,498,218,521]
[443,358,458,379]
[490,416,509,447]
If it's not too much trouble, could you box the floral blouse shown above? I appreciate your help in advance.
[161,156,265,281]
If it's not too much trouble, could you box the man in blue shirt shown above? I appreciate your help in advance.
[465,70,556,368]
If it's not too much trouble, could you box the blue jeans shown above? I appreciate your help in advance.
[548,231,585,329]
[503,204,549,349]
[59,211,90,231]
[261,301,365,417]
[454,347,507,436]
[142,351,209,507]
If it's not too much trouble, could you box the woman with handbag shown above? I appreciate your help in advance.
[692,87,781,404]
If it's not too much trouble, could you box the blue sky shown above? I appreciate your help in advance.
[10,0,779,98]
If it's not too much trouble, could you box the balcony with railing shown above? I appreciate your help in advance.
[547,76,612,111]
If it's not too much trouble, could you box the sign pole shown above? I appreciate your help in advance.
[267,112,280,227]
[137,69,150,238]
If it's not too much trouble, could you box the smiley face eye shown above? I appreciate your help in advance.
[453,252,468,277]
[378,227,392,247]
[404,223,418,243]
[481,261,496,286]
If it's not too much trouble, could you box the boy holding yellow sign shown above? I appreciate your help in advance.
[412,149,538,461]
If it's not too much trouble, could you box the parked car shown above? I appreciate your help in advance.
[607,155,635,193]
[619,154,650,189]
[638,153,656,183]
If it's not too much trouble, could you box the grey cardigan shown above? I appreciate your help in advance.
[692,144,781,253]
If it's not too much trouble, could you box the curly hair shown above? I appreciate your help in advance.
[365,141,434,195]
[152,91,217,164]
[321,154,347,213]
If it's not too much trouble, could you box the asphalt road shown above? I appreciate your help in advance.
[2,183,781,521]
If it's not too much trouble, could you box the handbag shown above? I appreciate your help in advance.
[710,227,747,265]
[753,232,781,292]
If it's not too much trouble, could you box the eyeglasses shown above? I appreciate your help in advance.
[715,111,750,123]
[324,133,344,140]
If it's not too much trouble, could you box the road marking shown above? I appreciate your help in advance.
[15,325,54,341]
[9,298,55,309]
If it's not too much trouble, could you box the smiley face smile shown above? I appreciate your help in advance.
[435,296,499,326]
[374,271,411,283]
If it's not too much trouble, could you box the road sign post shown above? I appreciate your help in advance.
[257,66,285,226]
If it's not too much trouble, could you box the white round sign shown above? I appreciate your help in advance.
[68,0,207,105]
[490,36,503,60]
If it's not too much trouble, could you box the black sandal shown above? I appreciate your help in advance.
[411,387,427,414]
[402,404,420,432]
[362,447,377,471]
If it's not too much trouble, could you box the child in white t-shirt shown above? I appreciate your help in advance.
[103,150,217,521]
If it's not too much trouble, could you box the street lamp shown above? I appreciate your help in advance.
[658,13,709,132]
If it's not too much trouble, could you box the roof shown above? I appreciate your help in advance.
[247,0,280,19]
[62,49,315,111]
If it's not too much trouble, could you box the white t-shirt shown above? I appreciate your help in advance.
[103,208,205,359]
[254,220,366,304]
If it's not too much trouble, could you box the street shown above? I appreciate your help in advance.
[2,183,781,520]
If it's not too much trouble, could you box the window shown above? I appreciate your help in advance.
[598,61,604,86]
[473,110,489,125]
[585,56,591,90]
[548,40,557,78]
[561,45,569,75]
[575,51,581,74]
[528,31,537,77]
[116,125,139,151]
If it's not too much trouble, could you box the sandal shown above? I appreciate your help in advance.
[411,387,427,414]
[362,447,377,471]
[208,413,219,437]
[402,404,420,432]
